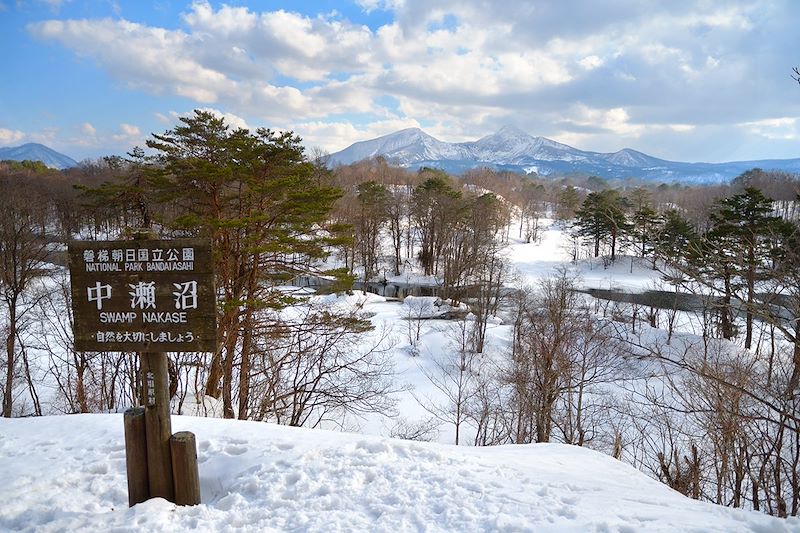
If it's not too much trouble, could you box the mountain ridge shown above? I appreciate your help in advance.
[0,142,78,170]
[330,127,800,183]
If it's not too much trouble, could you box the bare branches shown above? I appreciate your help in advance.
[246,302,400,427]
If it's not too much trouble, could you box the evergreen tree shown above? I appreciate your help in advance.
[778,216,800,396]
[141,110,347,417]
[574,189,630,261]
[631,204,661,261]
[705,187,787,349]
[556,185,580,220]
[412,173,463,276]
[355,181,389,282]
[84,147,152,227]
[678,186,788,346]
[655,209,696,262]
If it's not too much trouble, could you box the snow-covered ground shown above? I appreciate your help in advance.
[1,414,795,532]
[4,216,799,531]
[506,219,665,292]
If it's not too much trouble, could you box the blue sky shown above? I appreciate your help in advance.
[1,0,799,163]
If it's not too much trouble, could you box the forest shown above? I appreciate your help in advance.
[1,110,800,518]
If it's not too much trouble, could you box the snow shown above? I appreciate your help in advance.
[507,219,671,292]
[5,210,800,531]
[506,220,573,282]
[1,414,794,533]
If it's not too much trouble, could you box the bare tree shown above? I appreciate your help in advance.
[508,269,583,443]
[247,301,398,427]
[402,295,437,350]
[415,318,479,445]
[0,181,51,417]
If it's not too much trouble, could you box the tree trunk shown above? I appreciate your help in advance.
[221,338,237,419]
[786,318,800,398]
[237,308,255,420]
[720,275,734,340]
[610,228,617,261]
[3,304,16,417]
[745,244,755,349]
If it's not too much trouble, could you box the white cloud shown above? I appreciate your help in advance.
[566,105,644,137]
[182,1,257,36]
[24,1,800,161]
[688,6,755,30]
[112,123,143,143]
[80,122,96,136]
[740,117,798,140]
[578,55,603,70]
[195,108,251,130]
[120,123,140,136]
[29,128,58,146]
[667,124,695,133]
[295,118,420,153]
[40,0,69,12]
[0,127,26,145]
[355,0,381,12]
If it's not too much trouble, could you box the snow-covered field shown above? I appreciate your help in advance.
[1,414,795,532]
[3,218,799,531]
[506,220,666,292]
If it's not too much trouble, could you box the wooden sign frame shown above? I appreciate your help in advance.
[68,238,217,352]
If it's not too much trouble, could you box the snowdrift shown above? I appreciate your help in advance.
[1,415,794,532]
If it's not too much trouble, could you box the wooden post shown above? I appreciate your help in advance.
[141,351,175,501]
[170,431,202,505]
[69,234,215,507]
[123,407,149,506]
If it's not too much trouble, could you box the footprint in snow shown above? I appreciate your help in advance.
[224,444,248,456]
[87,462,109,475]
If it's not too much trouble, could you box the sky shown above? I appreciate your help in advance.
[1,0,799,163]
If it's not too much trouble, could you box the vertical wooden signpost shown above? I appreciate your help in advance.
[68,237,217,507]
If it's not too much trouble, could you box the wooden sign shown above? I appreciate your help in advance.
[68,239,217,352]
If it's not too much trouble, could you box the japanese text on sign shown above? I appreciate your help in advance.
[68,239,217,352]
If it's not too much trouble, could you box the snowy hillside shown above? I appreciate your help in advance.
[1,414,793,533]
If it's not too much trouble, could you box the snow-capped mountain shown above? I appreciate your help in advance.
[466,125,587,164]
[332,128,474,165]
[329,127,800,182]
[0,143,78,169]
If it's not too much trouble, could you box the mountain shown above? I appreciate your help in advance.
[0,143,78,169]
[330,127,800,183]
[331,127,474,164]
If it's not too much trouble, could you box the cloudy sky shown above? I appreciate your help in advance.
[1,0,799,163]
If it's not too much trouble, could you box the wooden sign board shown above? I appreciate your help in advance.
[68,239,217,352]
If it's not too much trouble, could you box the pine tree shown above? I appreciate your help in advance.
[699,187,787,348]
[143,110,346,417]
[557,185,580,220]
[355,181,389,282]
[632,204,661,260]
[574,189,631,261]
[411,173,463,276]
